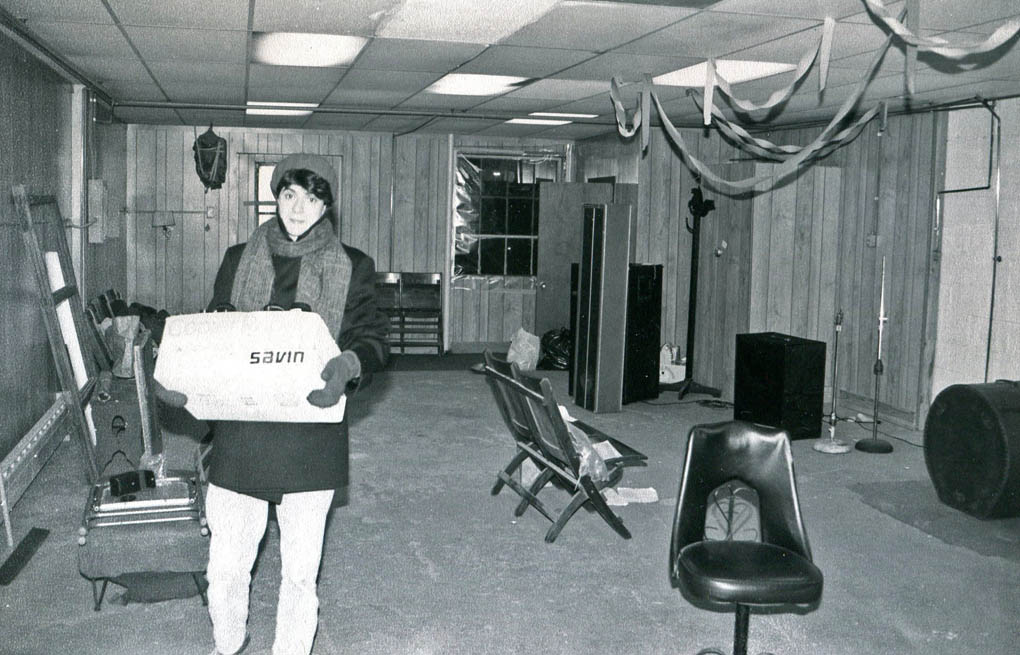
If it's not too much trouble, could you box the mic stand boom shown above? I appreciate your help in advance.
[856,257,893,453]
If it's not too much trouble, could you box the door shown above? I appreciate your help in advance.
[534,182,613,336]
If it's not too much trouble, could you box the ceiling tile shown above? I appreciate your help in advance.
[106,0,249,29]
[0,0,113,23]
[503,79,609,101]
[618,11,819,58]
[246,86,334,105]
[844,0,1020,31]
[159,82,246,104]
[67,55,152,83]
[456,45,595,78]
[352,39,486,73]
[253,0,399,35]
[538,122,618,140]
[472,121,555,138]
[322,88,413,107]
[333,69,439,93]
[112,106,183,124]
[469,96,565,113]
[710,0,867,20]
[414,117,502,134]
[147,61,246,84]
[732,20,897,63]
[24,21,133,57]
[393,92,486,111]
[99,81,168,102]
[248,63,346,88]
[124,27,247,63]
[502,1,699,51]
[176,109,247,127]
[377,0,560,44]
[301,113,378,130]
[360,115,433,133]
[554,53,703,83]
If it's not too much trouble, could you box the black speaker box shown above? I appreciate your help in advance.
[569,263,661,406]
[924,382,1020,519]
[733,332,825,440]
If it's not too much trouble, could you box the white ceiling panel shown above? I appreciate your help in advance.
[111,106,182,124]
[0,0,112,23]
[472,121,556,138]
[322,88,415,107]
[301,113,378,130]
[67,55,152,83]
[503,79,609,101]
[732,20,906,64]
[247,64,346,88]
[360,115,432,133]
[618,12,819,58]
[844,0,1019,32]
[106,0,249,29]
[176,109,247,127]
[246,86,335,105]
[99,81,167,102]
[333,69,439,93]
[469,96,565,113]
[534,122,617,139]
[414,117,502,134]
[23,21,133,57]
[456,46,595,78]
[124,27,248,63]
[554,53,703,83]
[502,1,699,51]
[394,92,487,111]
[377,0,560,44]
[253,0,398,35]
[159,82,246,104]
[148,62,247,84]
[710,0,867,21]
[352,39,486,73]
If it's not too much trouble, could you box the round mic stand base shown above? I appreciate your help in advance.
[854,436,893,453]
[814,431,852,454]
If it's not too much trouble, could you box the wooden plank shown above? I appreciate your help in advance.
[350,134,372,252]
[749,163,774,333]
[134,127,157,308]
[792,166,815,339]
[377,134,394,271]
[164,129,184,313]
[414,137,431,272]
[767,172,796,335]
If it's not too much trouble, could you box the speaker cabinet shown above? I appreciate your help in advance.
[573,203,631,413]
[733,332,825,440]
[924,382,1020,519]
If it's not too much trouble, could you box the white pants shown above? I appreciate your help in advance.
[205,483,334,655]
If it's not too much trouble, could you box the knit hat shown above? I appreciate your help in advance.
[270,153,337,198]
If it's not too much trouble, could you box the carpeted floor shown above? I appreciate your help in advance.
[2,367,1019,654]
[849,479,1020,563]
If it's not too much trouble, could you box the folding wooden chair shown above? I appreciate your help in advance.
[502,363,647,542]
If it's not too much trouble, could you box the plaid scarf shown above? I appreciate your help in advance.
[230,218,351,340]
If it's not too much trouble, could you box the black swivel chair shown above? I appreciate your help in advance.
[669,421,823,655]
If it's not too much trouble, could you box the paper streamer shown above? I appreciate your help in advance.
[863,0,1020,58]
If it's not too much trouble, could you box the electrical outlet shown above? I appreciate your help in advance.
[866,234,881,248]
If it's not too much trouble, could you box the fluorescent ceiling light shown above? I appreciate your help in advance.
[530,112,598,119]
[252,32,367,67]
[426,74,530,96]
[506,118,571,126]
[654,60,798,87]
[246,101,317,116]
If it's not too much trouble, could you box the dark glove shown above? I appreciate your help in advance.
[152,378,188,408]
[307,351,360,408]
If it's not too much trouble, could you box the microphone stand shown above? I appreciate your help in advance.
[814,310,851,454]
[677,187,721,400]
[855,257,893,453]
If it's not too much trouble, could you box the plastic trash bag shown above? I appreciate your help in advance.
[507,327,541,371]
[538,327,572,370]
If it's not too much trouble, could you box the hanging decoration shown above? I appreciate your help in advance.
[862,0,1020,59]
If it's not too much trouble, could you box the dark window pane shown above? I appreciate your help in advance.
[480,159,508,195]
[506,238,533,276]
[454,241,479,275]
[506,198,533,235]
[479,238,506,275]
[480,198,506,234]
[531,241,538,274]
[507,182,533,197]
[532,198,539,235]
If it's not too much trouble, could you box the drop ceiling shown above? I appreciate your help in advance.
[1,0,1018,139]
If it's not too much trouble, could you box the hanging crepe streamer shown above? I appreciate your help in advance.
[609,18,898,192]
[904,0,919,96]
[863,0,1020,58]
[44,252,98,445]
[713,17,835,116]
[703,58,715,126]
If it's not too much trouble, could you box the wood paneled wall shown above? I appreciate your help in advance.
[0,31,72,458]
[577,111,942,427]
[123,127,568,348]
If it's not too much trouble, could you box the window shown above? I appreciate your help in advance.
[255,163,277,226]
[453,154,562,277]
